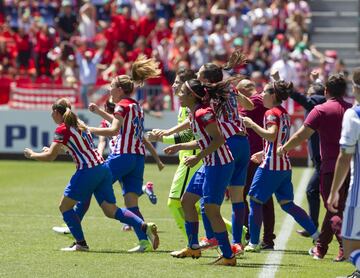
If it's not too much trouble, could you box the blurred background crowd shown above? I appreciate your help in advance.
[0,0,350,111]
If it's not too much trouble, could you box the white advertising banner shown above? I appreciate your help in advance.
[0,110,178,155]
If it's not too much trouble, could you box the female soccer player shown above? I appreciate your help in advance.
[166,79,236,266]
[243,80,319,252]
[24,98,159,252]
[196,53,253,253]
[328,68,360,278]
[87,55,162,252]
[147,68,204,238]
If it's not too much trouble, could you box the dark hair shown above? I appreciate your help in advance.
[325,74,347,98]
[105,99,115,114]
[200,50,247,83]
[52,98,86,130]
[310,83,325,96]
[177,68,196,83]
[266,80,293,104]
[184,79,209,103]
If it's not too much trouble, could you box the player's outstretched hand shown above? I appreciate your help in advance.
[164,145,180,155]
[243,117,254,128]
[157,160,165,171]
[152,129,169,137]
[88,103,100,114]
[146,131,162,142]
[24,148,33,159]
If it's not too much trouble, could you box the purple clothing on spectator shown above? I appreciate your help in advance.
[240,93,268,154]
[304,98,352,174]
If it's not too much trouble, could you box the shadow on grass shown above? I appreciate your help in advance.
[266,249,310,256]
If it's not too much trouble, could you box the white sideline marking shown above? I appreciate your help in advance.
[258,168,313,278]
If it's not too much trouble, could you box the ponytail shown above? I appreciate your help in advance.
[52,98,86,131]
[131,54,161,86]
[272,80,293,103]
[223,50,247,71]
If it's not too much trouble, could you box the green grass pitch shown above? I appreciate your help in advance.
[0,161,354,277]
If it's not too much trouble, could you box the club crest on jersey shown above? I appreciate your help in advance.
[54,132,64,141]
[201,113,214,122]
[115,106,124,114]
[267,114,277,122]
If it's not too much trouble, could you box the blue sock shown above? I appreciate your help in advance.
[200,199,214,239]
[232,202,245,244]
[128,206,144,220]
[62,209,84,242]
[249,199,263,245]
[214,231,233,258]
[114,208,147,241]
[74,198,91,221]
[281,202,317,236]
[185,221,199,248]
[350,250,360,270]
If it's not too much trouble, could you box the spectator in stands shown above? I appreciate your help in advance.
[208,23,231,54]
[0,38,15,75]
[15,27,32,72]
[138,7,157,39]
[56,0,78,41]
[54,54,78,87]
[76,42,104,108]
[79,2,97,46]
[38,0,58,27]
[189,36,210,72]
[271,51,299,88]
[247,0,273,40]
[270,0,288,35]
[227,4,250,40]
[192,6,213,35]
[34,24,55,77]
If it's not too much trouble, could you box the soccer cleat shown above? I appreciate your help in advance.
[347,270,360,278]
[122,224,132,231]
[170,247,201,259]
[241,225,248,246]
[199,237,219,250]
[308,247,324,260]
[61,242,89,252]
[244,243,261,253]
[211,255,236,266]
[52,225,71,234]
[296,229,310,237]
[231,243,244,256]
[143,182,157,205]
[128,240,152,253]
[260,241,274,250]
[334,249,346,262]
[146,222,159,250]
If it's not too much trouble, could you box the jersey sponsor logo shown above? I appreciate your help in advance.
[201,113,214,123]
[54,132,64,141]
[267,114,277,122]
[115,106,124,114]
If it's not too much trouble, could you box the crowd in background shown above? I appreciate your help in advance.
[0,0,350,110]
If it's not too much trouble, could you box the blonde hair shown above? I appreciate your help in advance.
[52,98,86,131]
[131,54,161,85]
[110,55,161,94]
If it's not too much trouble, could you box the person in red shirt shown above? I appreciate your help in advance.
[279,74,352,261]
[138,8,157,39]
[34,24,55,76]
[15,27,32,70]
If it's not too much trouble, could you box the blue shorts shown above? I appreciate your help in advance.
[186,162,234,206]
[106,153,145,196]
[186,165,206,197]
[248,167,294,204]
[64,163,116,205]
[226,135,250,186]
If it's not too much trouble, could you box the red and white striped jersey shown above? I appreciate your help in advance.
[113,98,145,155]
[53,123,104,170]
[212,87,246,138]
[260,106,291,171]
[100,119,117,154]
[189,105,233,166]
